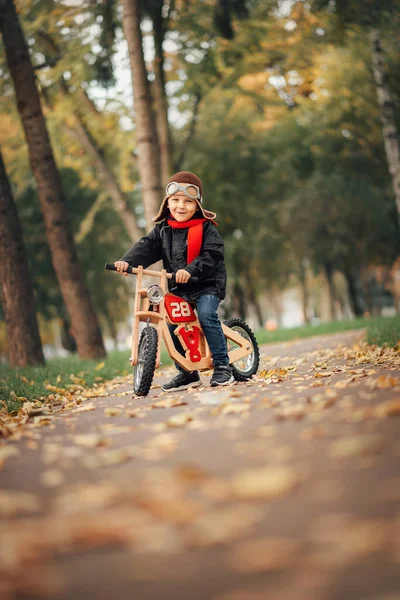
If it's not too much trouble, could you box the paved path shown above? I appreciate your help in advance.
[1,330,400,600]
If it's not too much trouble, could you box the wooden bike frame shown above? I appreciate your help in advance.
[130,266,253,371]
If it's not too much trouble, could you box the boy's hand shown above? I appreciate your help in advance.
[114,261,130,276]
[175,269,191,284]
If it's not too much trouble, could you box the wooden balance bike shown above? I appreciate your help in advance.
[105,264,260,396]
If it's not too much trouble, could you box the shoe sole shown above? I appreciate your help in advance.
[161,381,202,392]
[210,376,235,387]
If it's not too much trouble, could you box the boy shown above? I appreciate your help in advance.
[114,171,234,391]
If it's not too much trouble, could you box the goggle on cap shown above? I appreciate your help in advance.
[153,171,216,223]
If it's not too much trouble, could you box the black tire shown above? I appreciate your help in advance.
[133,326,158,396]
[223,317,260,381]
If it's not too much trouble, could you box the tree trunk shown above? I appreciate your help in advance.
[324,262,337,321]
[298,260,310,325]
[69,103,143,243]
[122,0,162,231]
[0,150,45,366]
[60,317,77,353]
[370,28,400,221]
[152,5,173,183]
[244,271,263,328]
[175,93,202,172]
[343,268,365,317]
[232,280,247,320]
[0,0,105,359]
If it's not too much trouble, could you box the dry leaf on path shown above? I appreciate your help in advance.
[72,433,107,448]
[104,407,122,417]
[329,435,385,459]
[231,465,302,500]
[367,375,399,390]
[229,537,299,573]
[151,398,187,409]
[307,515,391,568]
[0,490,41,517]
[187,505,263,547]
[0,445,20,467]
[375,399,400,418]
[167,413,194,427]
[40,469,65,488]
[74,403,96,413]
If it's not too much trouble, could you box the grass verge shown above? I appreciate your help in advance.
[1,315,398,412]
[255,315,400,347]
[1,348,173,413]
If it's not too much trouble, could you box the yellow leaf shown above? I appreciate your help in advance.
[231,466,302,500]
[95,362,105,371]
[375,399,400,417]
[167,412,194,427]
[104,407,122,417]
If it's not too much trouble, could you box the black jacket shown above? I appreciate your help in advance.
[120,221,227,301]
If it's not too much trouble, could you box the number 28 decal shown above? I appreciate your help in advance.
[164,295,197,322]
[170,301,192,318]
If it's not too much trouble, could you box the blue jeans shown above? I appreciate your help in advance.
[167,295,229,373]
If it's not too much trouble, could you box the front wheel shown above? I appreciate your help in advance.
[133,326,158,396]
[224,317,260,381]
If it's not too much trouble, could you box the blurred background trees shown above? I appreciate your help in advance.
[0,0,399,364]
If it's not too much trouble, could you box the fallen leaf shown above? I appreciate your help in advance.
[104,407,122,417]
[41,469,65,488]
[375,399,400,418]
[81,448,130,468]
[367,375,399,390]
[72,433,107,448]
[167,413,194,427]
[229,537,299,573]
[307,515,390,567]
[0,445,21,467]
[74,403,96,413]
[0,490,41,517]
[329,435,385,459]
[187,505,263,547]
[231,466,302,500]
[217,403,249,416]
[151,398,187,409]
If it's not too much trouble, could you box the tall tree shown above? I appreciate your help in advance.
[311,0,400,222]
[369,28,400,221]
[0,0,106,358]
[122,0,162,231]
[61,82,144,243]
[30,29,143,242]
[0,149,44,366]
[146,0,173,183]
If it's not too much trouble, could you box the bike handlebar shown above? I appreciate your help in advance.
[104,263,198,285]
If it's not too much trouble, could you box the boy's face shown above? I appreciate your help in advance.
[167,192,198,222]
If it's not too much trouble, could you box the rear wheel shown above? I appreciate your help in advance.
[224,318,260,381]
[133,326,158,396]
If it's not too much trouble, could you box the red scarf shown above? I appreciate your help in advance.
[167,218,208,264]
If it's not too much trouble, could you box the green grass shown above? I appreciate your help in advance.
[254,315,400,347]
[1,315,398,412]
[365,314,400,347]
[0,346,174,412]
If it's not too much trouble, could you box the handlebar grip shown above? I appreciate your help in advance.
[105,263,134,274]
[170,274,199,285]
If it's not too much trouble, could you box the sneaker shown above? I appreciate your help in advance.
[210,365,234,387]
[161,371,202,392]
